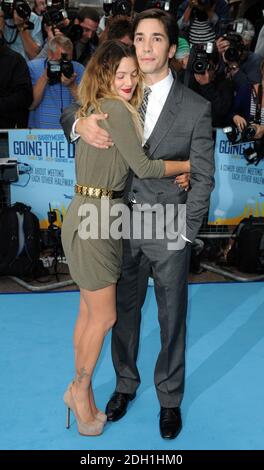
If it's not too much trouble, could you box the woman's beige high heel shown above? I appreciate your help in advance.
[96,411,107,424]
[63,389,104,436]
[67,381,107,423]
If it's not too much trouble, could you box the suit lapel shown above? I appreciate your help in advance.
[146,75,183,158]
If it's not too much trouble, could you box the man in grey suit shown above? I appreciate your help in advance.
[60,9,215,440]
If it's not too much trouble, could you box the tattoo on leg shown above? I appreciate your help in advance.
[77,367,91,384]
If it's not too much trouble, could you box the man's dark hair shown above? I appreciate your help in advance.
[132,8,178,47]
[77,6,100,24]
[108,18,133,41]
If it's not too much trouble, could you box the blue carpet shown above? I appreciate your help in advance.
[1,282,264,450]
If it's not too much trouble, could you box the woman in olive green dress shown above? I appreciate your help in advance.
[62,40,190,437]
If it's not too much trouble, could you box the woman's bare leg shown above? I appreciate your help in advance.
[72,284,116,423]
[73,294,103,416]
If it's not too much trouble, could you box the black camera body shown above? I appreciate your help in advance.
[0,0,31,20]
[223,123,256,145]
[191,42,214,75]
[103,0,132,17]
[42,6,68,27]
[223,31,244,63]
[59,22,83,42]
[241,124,257,142]
[223,123,264,165]
[243,139,264,166]
[47,53,74,85]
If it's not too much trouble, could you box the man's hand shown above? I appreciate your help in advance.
[61,72,77,87]
[252,124,264,139]
[13,10,26,28]
[61,73,78,99]
[194,70,211,86]
[216,37,230,56]
[225,61,240,78]
[75,114,114,148]
[233,114,247,131]
[174,172,190,191]
[45,24,64,40]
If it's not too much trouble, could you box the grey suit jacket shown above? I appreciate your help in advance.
[60,75,215,242]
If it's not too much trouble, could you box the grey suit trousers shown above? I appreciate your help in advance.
[112,232,191,408]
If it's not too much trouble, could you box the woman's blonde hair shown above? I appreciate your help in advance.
[77,40,143,135]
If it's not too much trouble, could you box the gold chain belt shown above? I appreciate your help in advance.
[75,184,124,199]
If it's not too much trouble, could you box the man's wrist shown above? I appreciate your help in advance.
[17,24,26,32]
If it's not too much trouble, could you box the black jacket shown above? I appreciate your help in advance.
[0,44,33,128]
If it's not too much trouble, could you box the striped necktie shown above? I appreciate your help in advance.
[139,86,151,127]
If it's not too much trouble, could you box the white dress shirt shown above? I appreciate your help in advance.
[143,70,174,143]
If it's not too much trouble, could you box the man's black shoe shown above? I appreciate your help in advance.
[159,407,182,439]
[105,392,136,422]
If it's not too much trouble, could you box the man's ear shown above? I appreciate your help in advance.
[169,44,176,59]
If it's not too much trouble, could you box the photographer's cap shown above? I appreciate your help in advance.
[175,37,190,59]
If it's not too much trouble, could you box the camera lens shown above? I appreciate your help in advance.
[224,47,240,63]
[193,59,207,74]
[60,54,74,78]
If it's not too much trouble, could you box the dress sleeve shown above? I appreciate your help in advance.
[101,99,165,179]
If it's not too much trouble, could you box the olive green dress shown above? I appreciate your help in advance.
[62,98,165,290]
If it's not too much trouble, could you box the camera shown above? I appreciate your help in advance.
[41,205,62,250]
[43,2,84,42]
[243,140,264,166]
[223,123,264,165]
[0,0,31,20]
[223,123,257,145]
[42,6,68,27]
[191,42,214,74]
[42,204,64,275]
[103,0,132,17]
[134,0,170,12]
[47,52,74,85]
[241,124,257,142]
[223,31,244,62]
[42,0,68,28]
[59,22,83,42]
[46,204,63,250]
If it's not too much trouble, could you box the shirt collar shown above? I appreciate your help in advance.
[146,69,173,97]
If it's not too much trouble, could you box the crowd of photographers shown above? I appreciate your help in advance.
[1,0,264,164]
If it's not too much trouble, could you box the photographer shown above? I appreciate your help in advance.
[190,45,234,127]
[0,0,43,60]
[70,6,100,66]
[98,0,134,35]
[35,3,70,60]
[231,58,264,138]
[28,35,84,128]
[99,16,133,45]
[217,18,262,86]
[178,0,229,45]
